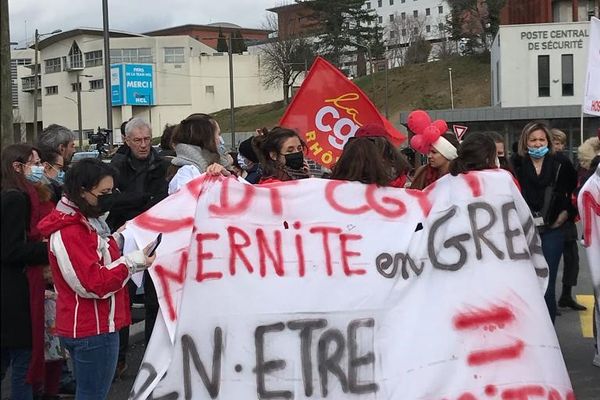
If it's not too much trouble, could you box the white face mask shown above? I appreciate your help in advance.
[237,153,253,171]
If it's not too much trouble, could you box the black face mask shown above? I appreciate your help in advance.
[284,152,304,170]
[96,193,116,213]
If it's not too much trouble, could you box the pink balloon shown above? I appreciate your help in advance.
[407,110,431,135]
[422,125,441,144]
[432,119,448,135]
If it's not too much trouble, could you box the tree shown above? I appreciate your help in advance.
[306,0,382,67]
[259,14,315,105]
[447,0,506,53]
[231,30,248,54]
[386,13,432,66]
[216,27,229,53]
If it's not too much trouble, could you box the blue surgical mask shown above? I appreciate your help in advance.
[53,170,65,185]
[26,165,45,183]
[528,146,549,159]
[218,136,226,154]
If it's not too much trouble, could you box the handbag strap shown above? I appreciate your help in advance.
[540,161,561,220]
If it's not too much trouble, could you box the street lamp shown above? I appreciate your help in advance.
[448,67,454,110]
[33,28,62,143]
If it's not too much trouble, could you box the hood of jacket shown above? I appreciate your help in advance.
[38,197,91,237]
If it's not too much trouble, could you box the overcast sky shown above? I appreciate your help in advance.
[8,0,287,46]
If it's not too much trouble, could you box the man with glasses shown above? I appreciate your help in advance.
[108,118,169,378]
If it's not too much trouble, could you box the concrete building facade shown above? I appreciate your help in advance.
[11,28,282,144]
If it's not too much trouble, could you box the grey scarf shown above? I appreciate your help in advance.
[172,143,230,172]
[57,197,112,238]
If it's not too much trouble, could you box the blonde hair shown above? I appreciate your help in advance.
[578,137,600,170]
[518,121,553,157]
[550,128,567,145]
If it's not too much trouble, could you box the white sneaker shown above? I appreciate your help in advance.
[593,354,600,368]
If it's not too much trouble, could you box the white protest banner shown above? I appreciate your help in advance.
[127,170,573,400]
[583,17,600,116]
[577,166,600,366]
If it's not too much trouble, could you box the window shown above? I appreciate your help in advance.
[44,57,61,73]
[366,2,371,8]
[71,82,82,92]
[45,86,58,95]
[413,10,418,17]
[164,47,184,63]
[389,0,394,4]
[426,25,431,33]
[426,8,430,16]
[90,79,104,90]
[110,48,152,64]
[538,55,550,97]
[390,31,396,39]
[413,27,419,34]
[85,50,103,67]
[438,23,444,32]
[561,54,573,96]
[68,41,83,69]
[378,16,383,23]
[206,85,214,94]
[401,0,405,3]
[401,12,406,20]
[378,0,382,6]
[438,5,443,13]
[390,14,394,21]
[402,29,407,36]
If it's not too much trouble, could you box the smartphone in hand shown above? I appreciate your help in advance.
[145,233,163,257]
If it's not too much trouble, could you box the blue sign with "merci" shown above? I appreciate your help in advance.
[111,63,155,106]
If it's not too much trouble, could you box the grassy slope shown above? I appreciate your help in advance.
[214,54,491,132]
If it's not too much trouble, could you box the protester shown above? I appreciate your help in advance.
[449,132,499,175]
[487,131,513,173]
[577,134,600,187]
[254,127,309,183]
[37,125,77,166]
[168,113,232,194]
[237,136,262,184]
[549,129,586,311]
[513,121,577,323]
[108,118,169,374]
[158,124,176,158]
[331,124,409,187]
[411,132,459,189]
[37,158,155,400]
[40,148,65,202]
[1,144,49,400]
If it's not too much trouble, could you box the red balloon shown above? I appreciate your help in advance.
[422,125,441,144]
[410,135,428,153]
[432,120,448,135]
[407,110,431,135]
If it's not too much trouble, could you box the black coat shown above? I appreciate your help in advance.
[107,146,170,232]
[1,190,48,348]
[514,153,577,226]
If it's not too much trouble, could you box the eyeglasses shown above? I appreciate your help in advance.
[130,137,151,145]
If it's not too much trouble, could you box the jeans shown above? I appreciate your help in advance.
[60,333,119,400]
[0,348,33,400]
[540,227,565,324]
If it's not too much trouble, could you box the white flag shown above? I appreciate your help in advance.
[583,17,600,116]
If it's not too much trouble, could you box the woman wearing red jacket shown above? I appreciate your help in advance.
[38,159,154,400]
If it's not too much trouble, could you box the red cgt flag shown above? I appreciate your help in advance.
[279,56,406,169]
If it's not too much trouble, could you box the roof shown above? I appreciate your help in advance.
[35,28,143,50]
[399,105,593,124]
[267,1,308,12]
[144,24,271,36]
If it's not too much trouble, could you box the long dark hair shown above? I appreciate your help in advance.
[1,144,36,192]
[253,127,306,180]
[449,132,497,176]
[172,113,219,154]
[63,158,117,218]
[331,137,409,186]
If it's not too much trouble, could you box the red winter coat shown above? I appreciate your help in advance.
[38,199,131,338]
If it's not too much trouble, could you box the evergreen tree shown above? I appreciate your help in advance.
[231,30,247,54]
[216,27,229,53]
[306,0,382,67]
[447,0,506,53]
